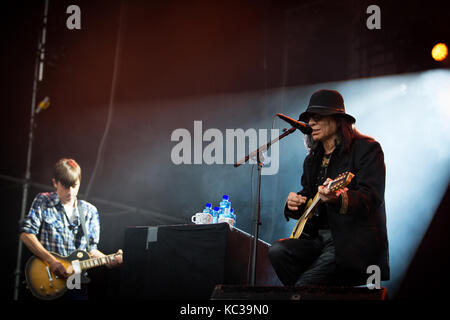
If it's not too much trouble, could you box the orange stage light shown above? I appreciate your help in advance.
[431,43,448,62]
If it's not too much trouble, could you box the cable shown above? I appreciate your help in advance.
[84,1,125,200]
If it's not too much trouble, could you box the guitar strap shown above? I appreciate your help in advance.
[77,200,91,253]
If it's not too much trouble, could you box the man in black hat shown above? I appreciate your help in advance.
[268,89,389,287]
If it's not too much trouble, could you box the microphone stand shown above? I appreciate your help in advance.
[234,126,297,286]
[13,0,49,300]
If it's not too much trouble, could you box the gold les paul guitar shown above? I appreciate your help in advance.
[289,171,355,239]
[25,249,122,300]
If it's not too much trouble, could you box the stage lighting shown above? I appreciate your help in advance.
[431,43,448,62]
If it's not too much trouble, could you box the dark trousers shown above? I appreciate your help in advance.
[268,229,336,286]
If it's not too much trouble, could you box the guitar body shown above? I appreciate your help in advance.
[289,198,315,239]
[25,250,90,300]
[288,172,354,239]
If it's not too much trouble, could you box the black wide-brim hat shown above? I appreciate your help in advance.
[299,89,356,124]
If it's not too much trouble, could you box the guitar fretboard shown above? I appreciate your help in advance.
[302,176,346,219]
[80,254,117,270]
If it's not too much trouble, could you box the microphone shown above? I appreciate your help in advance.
[276,113,312,134]
[36,96,50,114]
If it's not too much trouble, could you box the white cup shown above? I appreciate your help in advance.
[191,212,213,224]
[218,217,235,229]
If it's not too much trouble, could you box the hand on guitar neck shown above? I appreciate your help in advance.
[318,178,348,203]
[90,249,123,268]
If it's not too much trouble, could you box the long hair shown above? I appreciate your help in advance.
[303,115,362,154]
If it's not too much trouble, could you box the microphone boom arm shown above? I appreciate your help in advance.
[234,126,296,167]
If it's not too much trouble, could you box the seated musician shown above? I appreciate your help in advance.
[269,90,389,287]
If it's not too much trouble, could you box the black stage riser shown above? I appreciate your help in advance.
[211,285,388,300]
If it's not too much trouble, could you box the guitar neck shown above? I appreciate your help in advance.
[303,179,335,218]
[304,193,322,219]
[79,254,117,271]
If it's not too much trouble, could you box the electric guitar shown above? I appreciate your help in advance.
[24,249,122,300]
[289,171,355,239]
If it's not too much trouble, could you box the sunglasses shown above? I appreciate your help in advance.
[306,114,324,122]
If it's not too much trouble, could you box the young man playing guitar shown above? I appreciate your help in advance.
[19,158,123,299]
[269,90,389,287]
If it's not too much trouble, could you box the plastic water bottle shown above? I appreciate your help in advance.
[202,203,212,215]
[219,195,231,220]
[230,208,236,227]
[212,207,220,224]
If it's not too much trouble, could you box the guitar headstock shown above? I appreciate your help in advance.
[329,171,355,192]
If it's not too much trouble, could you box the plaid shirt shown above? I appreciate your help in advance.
[19,192,100,256]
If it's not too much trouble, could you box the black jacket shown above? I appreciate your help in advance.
[284,135,390,284]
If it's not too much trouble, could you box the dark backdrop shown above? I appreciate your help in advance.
[1,0,449,300]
